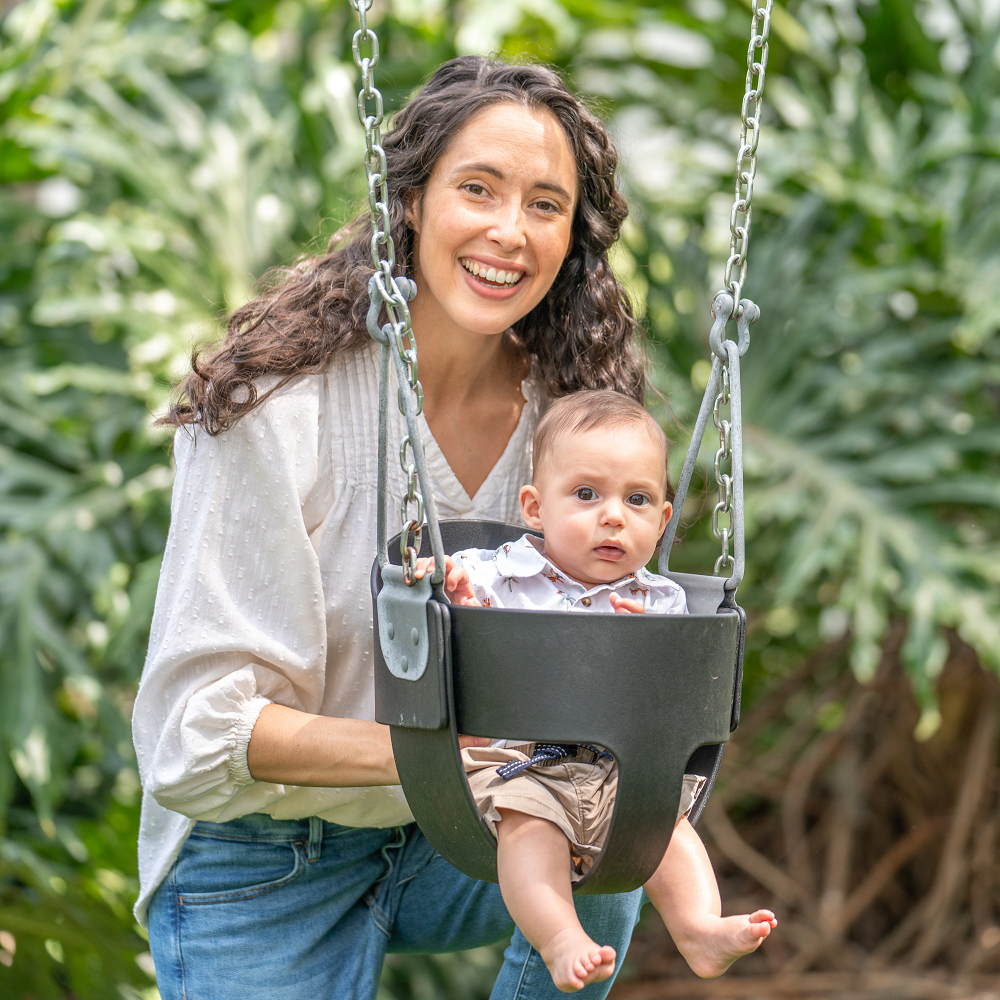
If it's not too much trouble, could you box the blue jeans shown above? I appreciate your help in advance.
[148,814,644,999]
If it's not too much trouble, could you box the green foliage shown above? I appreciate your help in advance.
[1,0,997,995]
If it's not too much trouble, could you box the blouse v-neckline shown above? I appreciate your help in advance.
[416,380,537,514]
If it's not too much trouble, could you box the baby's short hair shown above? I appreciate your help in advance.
[533,389,670,492]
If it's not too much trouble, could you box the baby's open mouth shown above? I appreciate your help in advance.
[595,543,625,559]
[461,258,524,288]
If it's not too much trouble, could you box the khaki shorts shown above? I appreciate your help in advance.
[462,744,706,883]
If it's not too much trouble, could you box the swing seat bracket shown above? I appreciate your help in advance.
[377,564,432,681]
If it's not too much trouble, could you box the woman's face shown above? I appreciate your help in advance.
[407,102,578,341]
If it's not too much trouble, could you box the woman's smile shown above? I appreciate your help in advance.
[458,255,527,300]
[460,256,525,289]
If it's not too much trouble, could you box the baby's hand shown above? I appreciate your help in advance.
[414,555,482,607]
[609,593,645,615]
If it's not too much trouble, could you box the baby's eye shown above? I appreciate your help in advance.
[627,493,649,507]
[576,488,596,501]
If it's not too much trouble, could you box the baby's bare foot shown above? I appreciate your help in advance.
[539,928,616,992]
[675,909,776,979]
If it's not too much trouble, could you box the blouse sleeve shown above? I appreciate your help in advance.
[132,376,333,819]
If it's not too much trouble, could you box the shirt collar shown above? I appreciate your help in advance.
[494,533,647,595]
[493,533,549,578]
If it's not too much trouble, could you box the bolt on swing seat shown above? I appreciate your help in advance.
[348,0,773,895]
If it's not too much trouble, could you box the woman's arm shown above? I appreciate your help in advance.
[246,706,491,786]
[133,377,353,819]
[247,706,398,786]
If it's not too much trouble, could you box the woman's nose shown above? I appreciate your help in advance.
[487,200,527,252]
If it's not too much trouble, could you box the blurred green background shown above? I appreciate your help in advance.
[1,0,998,995]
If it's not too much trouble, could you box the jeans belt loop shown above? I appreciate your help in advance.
[308,816,323,862]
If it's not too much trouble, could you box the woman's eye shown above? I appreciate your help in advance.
[576,488,595,501]
[627,494,649,507]
[533,199,558,213]
[465,183,487,196]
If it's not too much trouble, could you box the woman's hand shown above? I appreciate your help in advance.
[415,555,482,606]
[459,735,492,750]
[609,594,645,614]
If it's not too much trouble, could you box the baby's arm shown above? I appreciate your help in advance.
[414,555,482,606]
[609,593,645,614]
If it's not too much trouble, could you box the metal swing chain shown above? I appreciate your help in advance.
[723,0,772,310]
[351,0,429,585]
[709,0,771,578]
[712,365,734,576]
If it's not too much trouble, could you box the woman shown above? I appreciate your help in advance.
[133,56,647,999]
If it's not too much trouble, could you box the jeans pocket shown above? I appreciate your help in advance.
[175,826,307,906]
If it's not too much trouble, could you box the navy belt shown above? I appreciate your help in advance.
[496,743,614,781]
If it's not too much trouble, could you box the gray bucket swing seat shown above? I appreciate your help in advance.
[370,297,757,894]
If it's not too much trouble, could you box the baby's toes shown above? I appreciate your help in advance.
[736,918,771,948]
[590,947,616,980]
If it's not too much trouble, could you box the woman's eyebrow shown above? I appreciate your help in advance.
[452,161,573,202]
[454,161,504,179]
[536,181,573,202]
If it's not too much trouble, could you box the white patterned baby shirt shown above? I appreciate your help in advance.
[453,532,688,615]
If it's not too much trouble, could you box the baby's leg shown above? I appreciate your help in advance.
[495,808,616,992]
[644,818,776,978]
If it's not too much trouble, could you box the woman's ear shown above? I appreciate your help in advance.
[403,192,421,234]
[520,484,543,530]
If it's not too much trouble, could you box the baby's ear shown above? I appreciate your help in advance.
[520,484,543,529]
[659,500,672,536]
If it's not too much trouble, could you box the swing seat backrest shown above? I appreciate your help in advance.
[373,520,745,895]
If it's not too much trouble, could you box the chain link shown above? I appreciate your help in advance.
[721,0,772,314]
[351,0,426,585]
[710,0,770,576]
[712,365,735,576]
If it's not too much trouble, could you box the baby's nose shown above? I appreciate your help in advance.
[600,499,627,525]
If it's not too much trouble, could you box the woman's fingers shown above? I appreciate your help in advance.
[458,735,492,749]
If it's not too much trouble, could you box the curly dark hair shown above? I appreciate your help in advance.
[166,56,644,433]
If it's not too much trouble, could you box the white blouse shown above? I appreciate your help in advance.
[131,343,545,923]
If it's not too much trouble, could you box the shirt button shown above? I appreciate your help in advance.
[581,596,592,607]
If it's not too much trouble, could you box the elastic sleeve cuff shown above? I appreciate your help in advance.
[228,695,272,785]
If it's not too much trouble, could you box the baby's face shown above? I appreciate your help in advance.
[519,424,672,588]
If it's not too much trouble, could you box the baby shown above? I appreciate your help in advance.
[417,390,775,993]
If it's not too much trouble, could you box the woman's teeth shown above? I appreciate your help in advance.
[461,259,523,286]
